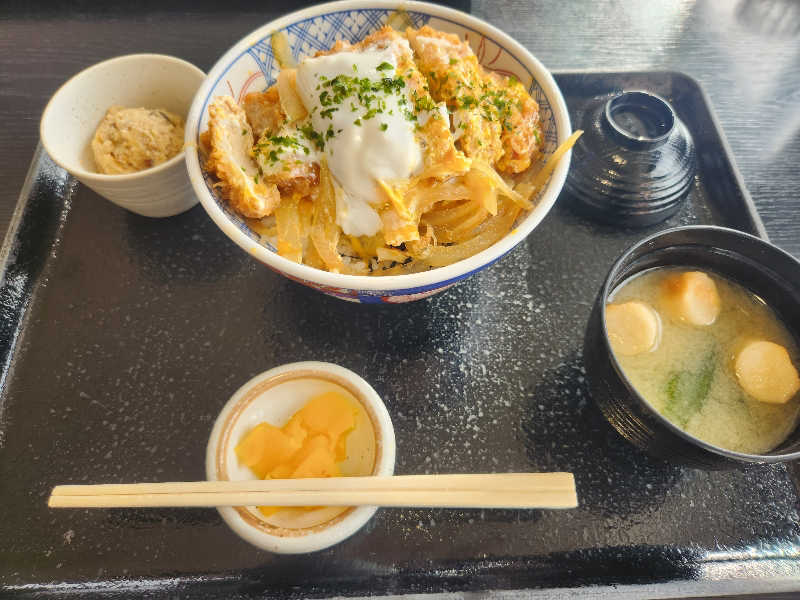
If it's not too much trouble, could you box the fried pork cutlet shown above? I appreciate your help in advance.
[407,25,542,174]
[205,96,280,218]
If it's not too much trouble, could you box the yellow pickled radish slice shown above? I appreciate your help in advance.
[735,340,800,404]
[605,301,661,356]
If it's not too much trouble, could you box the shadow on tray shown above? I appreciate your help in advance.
[520,351,685,518]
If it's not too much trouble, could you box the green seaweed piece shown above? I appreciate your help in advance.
[663,351,716,427]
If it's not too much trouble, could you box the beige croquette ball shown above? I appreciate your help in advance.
[661,271,721,326]
[605,301,661,356]
[735,340,800,404]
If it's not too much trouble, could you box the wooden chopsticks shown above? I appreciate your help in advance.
[48,473,577,509]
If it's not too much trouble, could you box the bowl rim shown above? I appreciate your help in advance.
[40,53,206,182]
[601,224,800,463]
[184,0,572,292]
[205,361,396,553]
[603,90,677,149]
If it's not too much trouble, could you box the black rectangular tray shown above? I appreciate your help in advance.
[2,71,799,598]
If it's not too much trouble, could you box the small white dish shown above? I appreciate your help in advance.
[206,362,396,554]
[40,54,205,218]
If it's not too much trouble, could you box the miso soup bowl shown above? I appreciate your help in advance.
[584,225,800,469]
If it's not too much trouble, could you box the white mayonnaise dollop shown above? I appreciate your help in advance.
[296,43,422,236]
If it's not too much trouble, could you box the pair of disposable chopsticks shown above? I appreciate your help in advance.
[48,473,577,509]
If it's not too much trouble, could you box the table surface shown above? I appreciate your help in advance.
[2,1,800,598]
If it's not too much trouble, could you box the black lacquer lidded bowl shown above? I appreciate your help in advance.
[584,226,800,469]
[566,91,696,226]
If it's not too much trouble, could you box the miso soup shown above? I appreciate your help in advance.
[606,267,800,454]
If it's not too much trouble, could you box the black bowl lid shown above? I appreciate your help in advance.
[566,90,697,227]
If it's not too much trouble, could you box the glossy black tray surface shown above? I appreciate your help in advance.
[2,72,798,598]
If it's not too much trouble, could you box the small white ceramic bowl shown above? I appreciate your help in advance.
[206,362,396,553]
[185,0,572,302]
[40,54,205,218]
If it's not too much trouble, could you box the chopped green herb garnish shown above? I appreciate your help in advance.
[313,72,406,124]
[459,95,478,109]
[299,123,325,151]
[252,63,420,160]
[320,107,338,119]
[414,95,437,112]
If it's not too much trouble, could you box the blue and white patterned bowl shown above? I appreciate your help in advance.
[185,0,571,303]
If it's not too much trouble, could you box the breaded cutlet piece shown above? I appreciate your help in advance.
[242,86,285,140]
[205,95,281,218]
[407,25,542,174]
